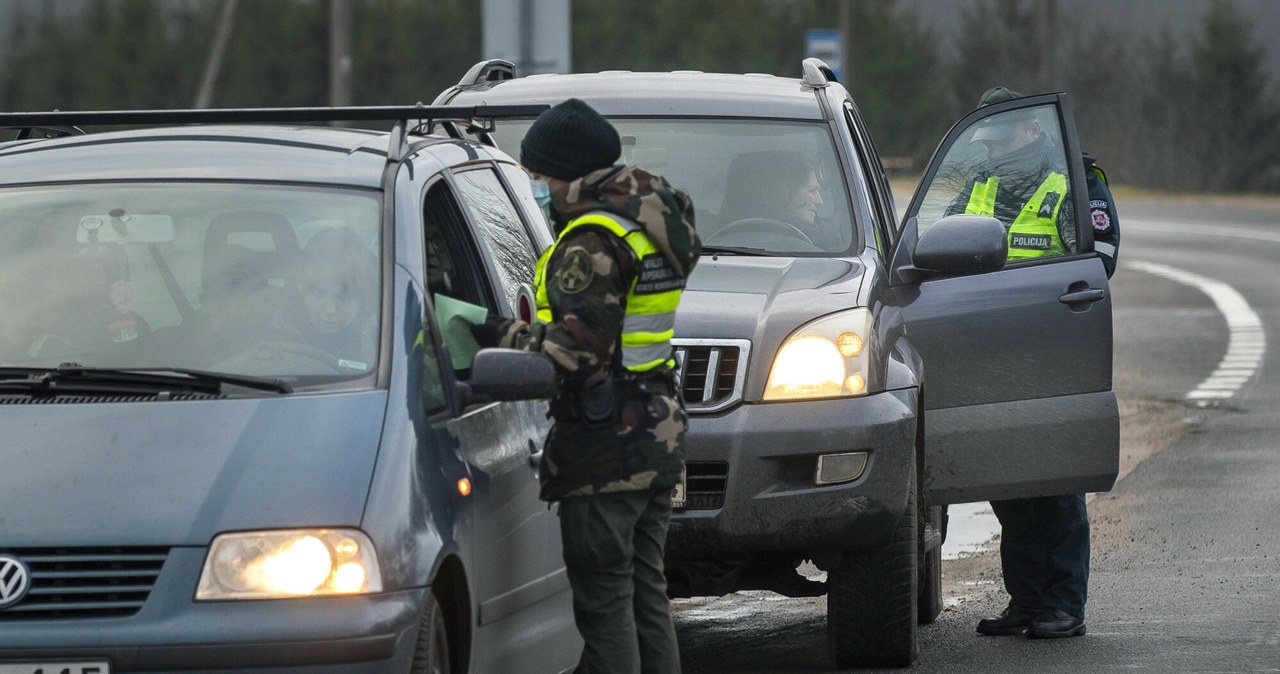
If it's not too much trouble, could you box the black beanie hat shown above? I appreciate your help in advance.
[520,98,621,181]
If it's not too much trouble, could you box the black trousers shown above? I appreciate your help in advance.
[990,493,1090,618]
[560,488,681,674]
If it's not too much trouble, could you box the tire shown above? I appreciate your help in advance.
[411,592,452,674]
[827,465,919,668]
[917,504,943,624]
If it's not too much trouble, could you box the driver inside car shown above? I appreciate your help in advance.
[273,226,377,370]
[715,150,827,250]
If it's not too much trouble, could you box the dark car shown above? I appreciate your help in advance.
[0,106,578,673]
[436,59,1119,668]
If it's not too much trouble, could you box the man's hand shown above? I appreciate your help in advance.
[469,314,509,348]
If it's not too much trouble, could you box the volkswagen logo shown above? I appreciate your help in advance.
[0,555,31,609]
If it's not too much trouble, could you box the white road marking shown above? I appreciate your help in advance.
[1124,260,1265,402]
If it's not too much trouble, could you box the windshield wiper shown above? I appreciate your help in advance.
[0,364,292,395]
[700,245,775,257]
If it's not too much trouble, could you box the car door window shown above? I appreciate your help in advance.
[844,101,898,252]
[914,103,1079,264]
[451,167,537,313]
[422,179,500,376]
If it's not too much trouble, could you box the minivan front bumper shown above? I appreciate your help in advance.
[0,548,425,672]
[666,387,918,558]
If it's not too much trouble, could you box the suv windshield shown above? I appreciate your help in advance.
[0,183,381,385]
[492,118,858,256]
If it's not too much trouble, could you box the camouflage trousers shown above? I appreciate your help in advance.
[560,487,681,674]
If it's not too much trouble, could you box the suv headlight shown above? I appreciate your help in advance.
[764,308,874,401]
[196,528,383,600]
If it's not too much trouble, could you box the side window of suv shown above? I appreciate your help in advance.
[915,104,1077,263]
[451,167,538,313]
[844,101,898,252]
[422,179,500,378]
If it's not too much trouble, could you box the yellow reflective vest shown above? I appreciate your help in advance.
[964,171,1068,260]
[534,211,684,373]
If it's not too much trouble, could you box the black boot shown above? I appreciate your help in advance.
[976,605,1037,636]
[1027,608,1086,638]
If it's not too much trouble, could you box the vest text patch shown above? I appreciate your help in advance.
[1010,233,1053,249]
[635,253,684,294]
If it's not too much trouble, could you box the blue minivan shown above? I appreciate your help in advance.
[0,107,577,673]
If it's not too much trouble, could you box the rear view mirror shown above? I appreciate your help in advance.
[77,213,175,244]
[467,348,557,402]
[914,214,1007,276]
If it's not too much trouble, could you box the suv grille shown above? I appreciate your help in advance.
[0,547,167,620]
[681,462,729,510]
[673,339,751,413]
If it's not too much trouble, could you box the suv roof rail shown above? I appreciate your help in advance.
[801,58,837,87]
[456,59,517,87]
[0,104,548,162]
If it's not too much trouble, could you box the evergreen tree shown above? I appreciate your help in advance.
[843,0,951,167]
[1138,0,1280,191]
[949,0,1044,110]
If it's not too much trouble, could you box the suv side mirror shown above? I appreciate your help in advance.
[914,214,1008,276]
[465,348,557,402]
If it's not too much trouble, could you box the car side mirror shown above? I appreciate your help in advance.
[913,214,1008,276]
[464,348,557,403]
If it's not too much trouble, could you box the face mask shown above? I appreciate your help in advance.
[530,179,552,211]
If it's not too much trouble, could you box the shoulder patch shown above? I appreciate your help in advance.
[556,248,595,294]
[1091,209,1112,232]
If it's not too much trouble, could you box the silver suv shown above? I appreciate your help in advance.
[438,59,1119,668]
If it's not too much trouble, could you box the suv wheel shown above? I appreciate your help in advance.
[826,466,919,668]
[411,593,451,674]
[918,504,944,624]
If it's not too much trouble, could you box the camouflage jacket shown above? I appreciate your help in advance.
[490,165,700,501]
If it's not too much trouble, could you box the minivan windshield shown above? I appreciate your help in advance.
[492,118,858,256]
[0,183,381,385]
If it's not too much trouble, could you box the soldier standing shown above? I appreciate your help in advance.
[471,98,701,674]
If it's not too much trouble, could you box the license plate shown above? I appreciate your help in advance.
[671,467,687,509]
[0,663,109,674]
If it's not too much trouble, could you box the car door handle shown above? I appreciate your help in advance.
[1059,289,1106,304]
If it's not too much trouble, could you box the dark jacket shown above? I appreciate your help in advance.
[946,134,1077,253]
[1083,154,1120,278]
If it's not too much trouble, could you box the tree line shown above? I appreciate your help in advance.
[2,0,1277,193]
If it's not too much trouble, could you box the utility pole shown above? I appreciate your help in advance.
[193,0,238,108]
[1039,0,1057,86]
[838,0,852,85]
[330,0,353,107]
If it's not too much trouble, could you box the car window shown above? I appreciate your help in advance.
[843,100,897,252]
[492,118,859,256]
[451,167,538,312]
[914,104,1077,261]
[0,183,381,384]
[422,178,505,375]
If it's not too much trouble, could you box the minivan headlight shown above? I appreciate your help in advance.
[764,308,874,401]
[196,528,382,600]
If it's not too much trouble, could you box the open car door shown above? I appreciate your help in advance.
[894,93,1118,505]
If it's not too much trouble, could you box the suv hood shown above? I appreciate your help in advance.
[676,256,867,338]
[0,391,387,547]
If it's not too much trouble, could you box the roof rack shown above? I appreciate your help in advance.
[0,104,548,161]
[801,58,837,88]
[455,59,517,87]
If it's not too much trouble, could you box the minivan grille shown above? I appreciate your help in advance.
[681,462,729,510]
[673,339,751,413]
[0,547,167,620]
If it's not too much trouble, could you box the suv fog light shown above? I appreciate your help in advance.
[816,452,868,485]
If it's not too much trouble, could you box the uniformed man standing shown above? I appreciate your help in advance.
[951,85,1120,639]
[471,98,700,673]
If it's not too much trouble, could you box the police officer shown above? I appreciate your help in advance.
[954,85,1120,639]
[471,98,701,673]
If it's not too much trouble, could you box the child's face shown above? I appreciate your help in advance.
[300,275,359,334]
